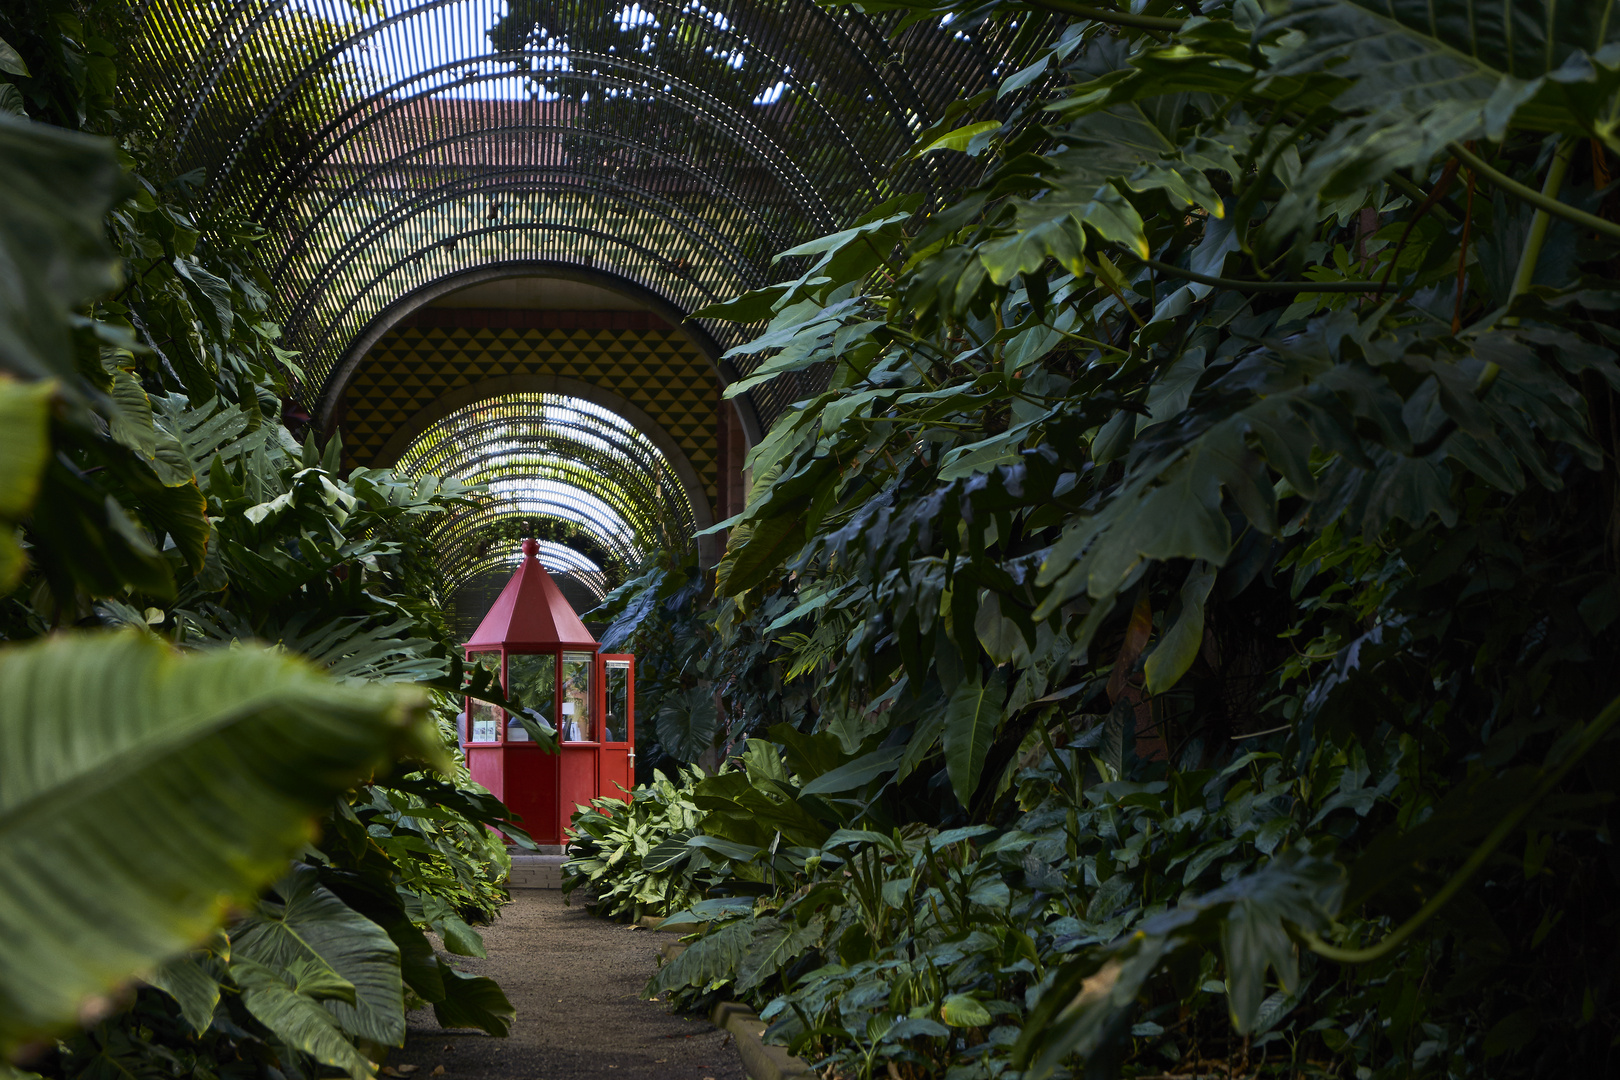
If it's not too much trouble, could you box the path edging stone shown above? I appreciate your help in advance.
[710,1001,815,1080]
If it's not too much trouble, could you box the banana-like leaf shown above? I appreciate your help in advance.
[231,865,406,1047]
[0,632,436,1055]
[943,670,1007,808]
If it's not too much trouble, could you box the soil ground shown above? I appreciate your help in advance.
[390,892,746,1080]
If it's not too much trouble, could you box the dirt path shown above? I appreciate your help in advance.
[392,892,746,1080]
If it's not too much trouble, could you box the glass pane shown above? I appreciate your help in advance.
[506,653,555,742]
[465,652,501,742]
[560,651,594,742]
[604,660,630,743]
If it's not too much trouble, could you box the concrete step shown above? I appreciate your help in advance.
[507,853,569,890]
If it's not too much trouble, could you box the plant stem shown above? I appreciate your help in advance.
[1026,0,1184,32]
[1136,256,1391,293]
[1475,138,1575,393]
[1449,140,1619,242]
[1302,685,1620,965]
[1507,139,1576,301]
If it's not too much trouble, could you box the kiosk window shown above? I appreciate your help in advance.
[604,660,630,743]
[560,652,593,741]
[506,653,555,742]
[465,651,501,742]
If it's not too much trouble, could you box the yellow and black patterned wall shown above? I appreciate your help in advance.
[336,316,720,504]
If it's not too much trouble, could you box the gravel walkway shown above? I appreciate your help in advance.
[391,892,746,1080]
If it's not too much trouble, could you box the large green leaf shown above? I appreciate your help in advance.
[646,917,756,997]
[734,916,823,994]
[146,952,225,1035]
[432,967,516,1036]
[231,957,375,1080]
[1143,561,1217,693]
[942,670,1007,808]
[0,113,126,389]
[655,683,720,762]
[0,632,436,1055]
[0,377,52,590]
[231,865,406,1047]
[799,745,906,795]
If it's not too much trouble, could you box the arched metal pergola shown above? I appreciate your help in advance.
[127,0,1053,591]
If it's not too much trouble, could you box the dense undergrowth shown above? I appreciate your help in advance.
[567,1,1620,1078]
[0,3,534,1076]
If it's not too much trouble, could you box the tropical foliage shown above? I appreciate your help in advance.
[583,0,1620,1077]
[0,3,527,1077]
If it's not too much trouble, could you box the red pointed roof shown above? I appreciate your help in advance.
[465,539,598,649]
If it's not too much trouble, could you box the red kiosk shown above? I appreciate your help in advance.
[461,539,635,845]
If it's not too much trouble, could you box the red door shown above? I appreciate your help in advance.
[598,655,635,800]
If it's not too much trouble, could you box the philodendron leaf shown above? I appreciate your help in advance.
[1144,561,1217,694]
[943,669,1008,808]
[1265,0,1620,237]
[0,632,437,1056]
[231,957,374,1080]
[231,865,406,1047]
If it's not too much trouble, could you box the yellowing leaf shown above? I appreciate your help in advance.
[916,120,1002,156]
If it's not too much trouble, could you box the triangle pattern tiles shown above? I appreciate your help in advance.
[340,326,719,500]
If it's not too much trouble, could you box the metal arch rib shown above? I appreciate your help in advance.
[277,167,770,323]
[286,184,762,369]
[244,56,842,234]
[307,223,737,411]
[281,169,768,339]
[255,37,891,220]
[267,123,793,285]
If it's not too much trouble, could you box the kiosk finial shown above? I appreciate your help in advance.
[521,537,539,558]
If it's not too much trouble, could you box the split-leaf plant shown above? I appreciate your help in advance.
[588,0,1620,1077]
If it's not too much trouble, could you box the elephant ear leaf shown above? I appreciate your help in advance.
[230,865,406,1048]
[0,632,436,1056]
[146,952,225,1035]
[230,957,375,1080]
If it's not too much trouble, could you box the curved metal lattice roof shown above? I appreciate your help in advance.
[394,391,696,605]
[129,0,1055,429]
